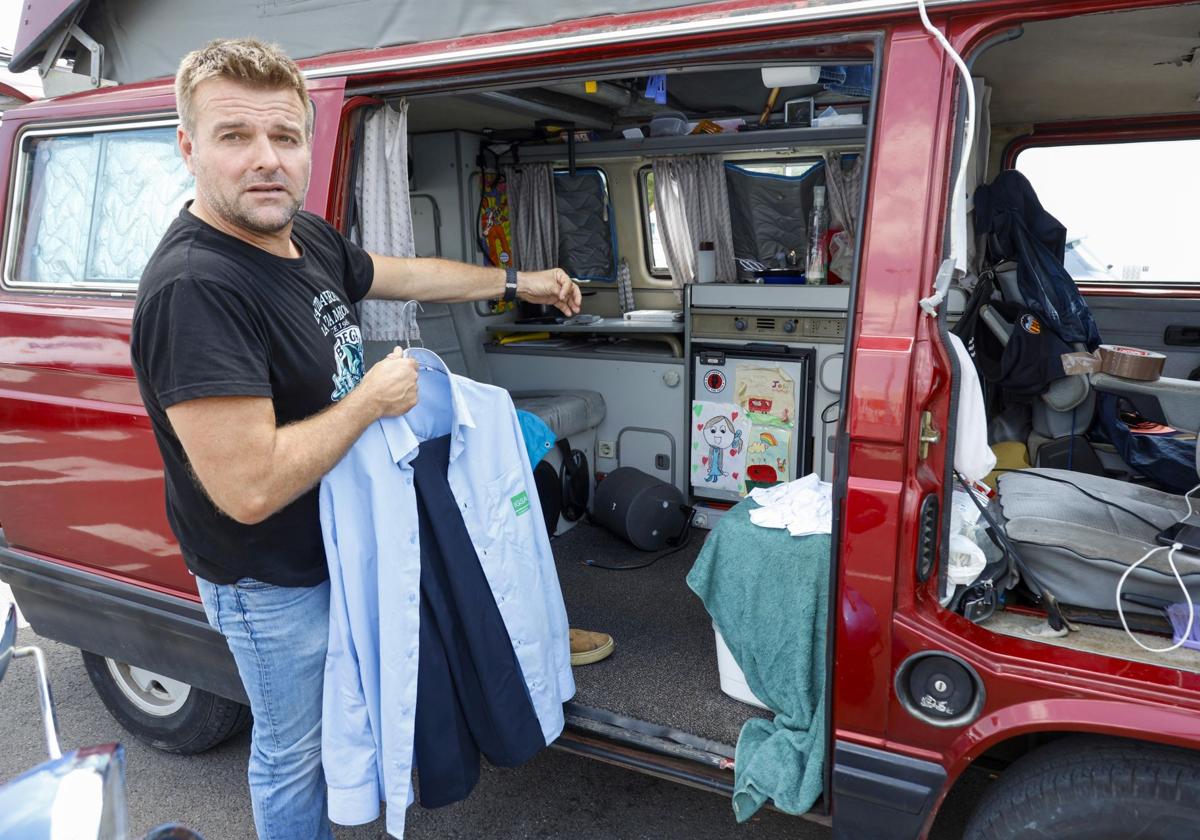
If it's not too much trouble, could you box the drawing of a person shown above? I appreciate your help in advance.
[702,415,743,483]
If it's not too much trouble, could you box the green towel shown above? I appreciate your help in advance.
[686,498,830,822]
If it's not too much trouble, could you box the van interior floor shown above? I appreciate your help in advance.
[985,610,1200,674]
[551,521,770,749]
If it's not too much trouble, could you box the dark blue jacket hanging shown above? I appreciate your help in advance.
[973,170,1102,351]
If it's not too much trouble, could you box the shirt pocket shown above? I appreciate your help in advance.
[485,465,537,550]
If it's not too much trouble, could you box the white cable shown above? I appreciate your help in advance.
[1180,482,1200,520]
[1115,542,1195,654]
[915,0,977,315]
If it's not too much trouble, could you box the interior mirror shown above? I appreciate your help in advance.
[0,602,16,684]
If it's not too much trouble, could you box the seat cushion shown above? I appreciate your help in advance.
[510,390,606,441]
[996,469,1199,614]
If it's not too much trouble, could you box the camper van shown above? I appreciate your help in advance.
[2,1,1200,837]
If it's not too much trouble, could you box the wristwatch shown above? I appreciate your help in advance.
[502,267,519,302]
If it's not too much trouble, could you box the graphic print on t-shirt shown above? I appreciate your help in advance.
[313,289,365,401]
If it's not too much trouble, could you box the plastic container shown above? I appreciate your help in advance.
[806,186,829,284]
[649,111,689,137]
[696,241,716,283]
[713,624,769,709]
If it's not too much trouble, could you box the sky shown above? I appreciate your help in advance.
[1018,139,1200,285]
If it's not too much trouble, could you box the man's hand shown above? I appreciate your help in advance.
[358,350,419,418]
[518,268,582,316]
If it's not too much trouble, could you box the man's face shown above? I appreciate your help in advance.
[180,78,311,235]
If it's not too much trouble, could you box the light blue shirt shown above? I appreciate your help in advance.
[318,348,575,838]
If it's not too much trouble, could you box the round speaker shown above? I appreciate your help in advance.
[592,467,687,551]
[895,651,985,728]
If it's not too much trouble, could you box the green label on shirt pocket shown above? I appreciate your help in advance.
[511,491,530,516]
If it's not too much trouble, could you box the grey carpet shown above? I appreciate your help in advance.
[551,521,770,748]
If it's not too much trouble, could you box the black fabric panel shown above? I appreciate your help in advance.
[725,163,820,269]
[555,171,614,280]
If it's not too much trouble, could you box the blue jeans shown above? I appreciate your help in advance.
[197,577,335,840]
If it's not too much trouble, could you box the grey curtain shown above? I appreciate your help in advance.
[651,155,736,292]
[504,163,559,271]
[823,152,864,282]
[355,101,416,341]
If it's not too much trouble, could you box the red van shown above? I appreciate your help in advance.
[3,1,1200,837]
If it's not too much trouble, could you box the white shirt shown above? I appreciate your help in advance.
[947,332,996,482]
[318,348,575,838]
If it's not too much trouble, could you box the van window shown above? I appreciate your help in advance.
[1016,138,1200,286]
[8,124,192,291]
[639,159,822,279]
[639,169,671,278]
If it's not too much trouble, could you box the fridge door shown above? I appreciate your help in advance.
[691,346,813,502]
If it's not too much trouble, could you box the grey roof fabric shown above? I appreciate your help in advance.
[58,0,720,83]
[554,172,614,280]
[511,390,605,440]
[996,468,1200,614]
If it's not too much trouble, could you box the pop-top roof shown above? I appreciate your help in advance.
[9,0,971,85]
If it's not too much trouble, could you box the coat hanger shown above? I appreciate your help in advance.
[397,300,444,374]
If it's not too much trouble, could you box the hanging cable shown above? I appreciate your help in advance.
[916,0,978,316]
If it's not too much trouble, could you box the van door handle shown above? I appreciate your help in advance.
[1165,325,1200,346]
[918,411,940,460]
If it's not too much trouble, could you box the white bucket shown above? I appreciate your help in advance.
[713,624,769,710]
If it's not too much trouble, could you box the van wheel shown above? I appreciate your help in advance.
[82,651,251,754]
[965,735,1200,839]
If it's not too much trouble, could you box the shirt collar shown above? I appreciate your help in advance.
[378,347,477,465]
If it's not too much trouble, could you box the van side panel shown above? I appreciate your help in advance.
[0,78,348,597]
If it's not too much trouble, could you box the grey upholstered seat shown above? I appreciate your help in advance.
[510,390,606,440]
[996,467,1200,616]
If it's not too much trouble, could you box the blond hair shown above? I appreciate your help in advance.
[175,38,311,137]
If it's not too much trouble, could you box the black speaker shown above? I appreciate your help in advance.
[592,467,687,551]
[895,651,985,727]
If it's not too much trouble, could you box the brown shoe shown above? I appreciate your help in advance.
[569,629,614,666]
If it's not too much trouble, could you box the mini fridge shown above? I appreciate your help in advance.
[690,343,814,503]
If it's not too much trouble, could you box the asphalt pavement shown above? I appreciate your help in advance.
[0,628,989,839]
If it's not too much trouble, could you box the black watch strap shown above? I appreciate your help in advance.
[503,267,519,302]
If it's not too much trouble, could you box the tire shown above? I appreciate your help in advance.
[965,735,1200,839]
[82,650,251,754]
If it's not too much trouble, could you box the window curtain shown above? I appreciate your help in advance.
[822,152,864,282]
[965,78,993,273]
[503,162,558,271]
[651,155,736,294]
[355,100,415,341]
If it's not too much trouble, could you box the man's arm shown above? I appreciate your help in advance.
[364,255,581,315]
[165,350,418,525]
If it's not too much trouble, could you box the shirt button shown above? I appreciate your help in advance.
[408,593,417,604]
[405,476,413,486]
[409,534,417,545]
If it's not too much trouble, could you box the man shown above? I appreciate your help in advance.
[131,38,610,840]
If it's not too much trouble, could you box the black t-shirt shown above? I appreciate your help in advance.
[131,206,374,586]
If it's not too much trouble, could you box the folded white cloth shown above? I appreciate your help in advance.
[747,473,833,537]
